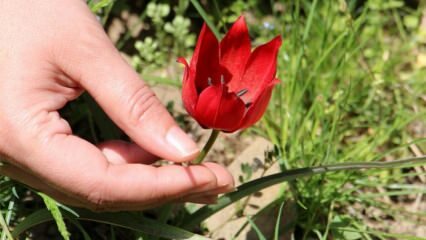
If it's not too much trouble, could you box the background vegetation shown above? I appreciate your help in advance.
[1,0,425,239]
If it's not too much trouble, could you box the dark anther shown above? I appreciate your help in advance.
[237,89,248,97]
[245,102,252,108]
[220,75,225,84]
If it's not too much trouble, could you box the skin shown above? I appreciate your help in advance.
[0,0,234,211]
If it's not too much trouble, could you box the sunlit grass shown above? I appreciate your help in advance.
[255,0,426,238]
[1,0,425,239]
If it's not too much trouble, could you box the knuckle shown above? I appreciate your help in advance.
[32,112,72,141]
[83,180,110,212]
[85,191,104,212]
[127,84,162,125]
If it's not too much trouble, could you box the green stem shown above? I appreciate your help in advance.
[182,155,426,229]
[193,130,220,164]
[155,130,219,230]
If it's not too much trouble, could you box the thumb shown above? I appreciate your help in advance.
[55,4,199,162]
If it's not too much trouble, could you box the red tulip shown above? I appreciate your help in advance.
[178,16,282,132]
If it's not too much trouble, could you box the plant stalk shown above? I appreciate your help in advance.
[193,130,220,164]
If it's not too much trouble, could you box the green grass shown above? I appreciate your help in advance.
[1,0,425,239]
[258,0,426,238]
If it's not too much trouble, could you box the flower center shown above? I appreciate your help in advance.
[206,75,251,108]
[207,75,227,86]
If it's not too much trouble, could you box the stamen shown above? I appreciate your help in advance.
[245,102,252,108]
[208,77,212,86]
[220,75,225,84]
[236,89,248,97]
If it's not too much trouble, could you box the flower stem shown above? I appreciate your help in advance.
[193,130,220,164]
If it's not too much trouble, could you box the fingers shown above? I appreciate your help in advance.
[94,162,235,209]
[97,140,158,165]
[0,159,231,210]
[94,163,218,209]
[202,162,235,189]
[178,184,235,204]
[0,0,233,212]
[25,132,232,210]
[53,1,198,163]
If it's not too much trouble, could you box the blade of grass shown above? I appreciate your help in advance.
[39,193,70,240]
[247,217,267,240]
[302,0,318,41]
[1,200,14,240]
[232,196,288,239]
[190,0,221,39]
[331,227,426,240]
[89,0,113,13]
[68,218,91,240]
[101,0,115,26]
[0,210,12,240]
[273,201,286,240]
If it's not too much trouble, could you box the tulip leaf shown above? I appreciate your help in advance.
[13,208,211,240]
[182,155,426,229]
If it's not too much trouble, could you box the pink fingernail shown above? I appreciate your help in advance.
[166,126,200,160]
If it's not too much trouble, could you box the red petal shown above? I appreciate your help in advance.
[177,57,198,115]
[239,83,276,129]
[194,85,246,132]
[220,16,251,89]
[191,23,221,92]
[238,35,282,102]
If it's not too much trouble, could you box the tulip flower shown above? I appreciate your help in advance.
[178,16,281,133]
[178,16,282,163]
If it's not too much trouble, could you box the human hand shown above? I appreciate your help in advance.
[0,0,234,211]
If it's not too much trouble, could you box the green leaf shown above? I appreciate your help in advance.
[273,201,285,240]
[190,0,221,39]
[89,0,114,13]
[12,209,51,238]
[12,209,211,240]
[39,193,70,240]
[67,218,92,240]
[247,217,267,240]
[0,209,13,240]
[182,156,426,229]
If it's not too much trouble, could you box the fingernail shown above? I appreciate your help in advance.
[209,186,236,195]
[224,187,237,193]
[219,182,236,193]
[166,126,200,160]
[190,185,236,198]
